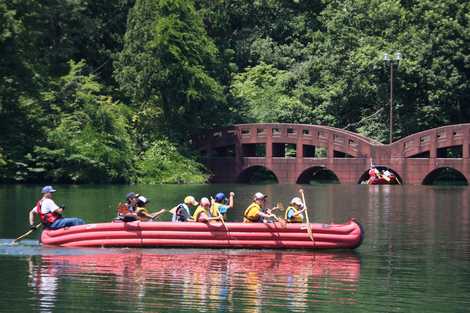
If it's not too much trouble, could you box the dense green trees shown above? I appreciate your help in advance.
[1,0,470,183]
[115,0,226,143]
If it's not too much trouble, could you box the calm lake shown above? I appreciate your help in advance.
[0,184,469,313]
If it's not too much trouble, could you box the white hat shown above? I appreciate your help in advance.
[290,197,304,208]
[200,197,210,206]
[254,192,267,200]
[137,195,149,204]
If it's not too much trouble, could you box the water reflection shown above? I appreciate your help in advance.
[27,250,361,312]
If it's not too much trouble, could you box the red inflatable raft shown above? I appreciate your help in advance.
[40,219,364,249]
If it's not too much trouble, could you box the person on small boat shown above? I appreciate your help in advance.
[243,192,277,223]
[135,196,166,222]
[285,197,306,223]
[28,185,85,230]
[193,197,223,223]
[210,192,235,219]
[172,196,198,222]
[367,167,382,184]
[116,192,140,222]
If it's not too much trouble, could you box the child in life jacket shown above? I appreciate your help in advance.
[134,195,166,221]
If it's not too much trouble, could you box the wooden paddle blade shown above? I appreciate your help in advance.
[11,223,41,244]
[299,189,315,244]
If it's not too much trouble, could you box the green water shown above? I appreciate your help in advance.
[1,184,469,312]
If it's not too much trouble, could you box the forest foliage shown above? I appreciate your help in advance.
[1,0,469,183]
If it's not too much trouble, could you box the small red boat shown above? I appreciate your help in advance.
[41,219,364,250]
[367,175,399,185]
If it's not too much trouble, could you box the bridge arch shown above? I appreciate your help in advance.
[296,166,340,184]
[422,167,468,186]
[237,166,279,184]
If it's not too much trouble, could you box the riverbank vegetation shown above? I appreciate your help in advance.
[1,0,469,183]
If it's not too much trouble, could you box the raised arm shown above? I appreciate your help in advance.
[228,192,235,209]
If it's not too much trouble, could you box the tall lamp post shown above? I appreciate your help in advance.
[383,52,401,144]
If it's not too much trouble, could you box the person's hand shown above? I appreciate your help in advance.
[59,204,66,210]
[229,192,235,197]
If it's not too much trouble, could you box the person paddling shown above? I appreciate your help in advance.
[116,192,140,222]
[193,197,223,223]
[243,192,277,223]
[210,192,235,219]
[172,196,198,222]
[285,197,306,223]
[134,196,166,221]
[29,186,85,230]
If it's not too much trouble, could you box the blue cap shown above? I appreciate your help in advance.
[126,192,137,199]
[41,185,56,193]
[215,192,226,202]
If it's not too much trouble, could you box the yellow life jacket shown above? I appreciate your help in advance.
[210,202,221,217]
[193,205,209,222]
[243,202,261,223]
[285,206,303,223]
[135,207,150,221]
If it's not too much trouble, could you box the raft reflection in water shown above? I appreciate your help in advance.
[29,251,361,312]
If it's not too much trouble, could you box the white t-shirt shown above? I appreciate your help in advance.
[40,198,60,214]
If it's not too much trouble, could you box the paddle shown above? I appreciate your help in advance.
[267,202,287,228]
[218,214,231,243]
[11,223,42,245]
[299,189,315,242]
[271,201,284,213]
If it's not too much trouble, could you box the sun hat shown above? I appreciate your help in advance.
[184,196,198,206]
[200,197,211,207]
[41,186,56,193]
[290,197,304,208]
[254,192,267,200]
[137,195,149,204]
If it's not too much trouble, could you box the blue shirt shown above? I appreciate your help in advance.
[287,208,295,219]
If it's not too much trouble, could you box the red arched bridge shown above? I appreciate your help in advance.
[195,123,470,185]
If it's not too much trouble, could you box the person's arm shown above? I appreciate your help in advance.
[136,208,153,219]
[293,208,306,217]
[228,192,235,209]
[258,211,276,220]
[207,214,223,222]
[150,209,166,220]
[29,208,37,226]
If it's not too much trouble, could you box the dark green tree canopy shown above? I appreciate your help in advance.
[1,0,470,183]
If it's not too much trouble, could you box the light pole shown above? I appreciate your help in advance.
[383,52,401,144]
